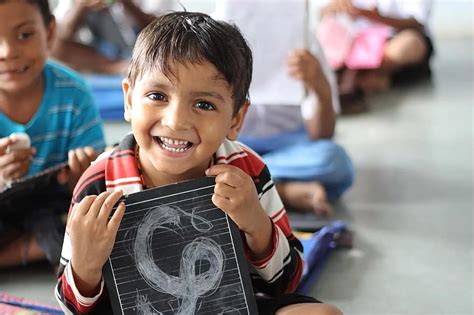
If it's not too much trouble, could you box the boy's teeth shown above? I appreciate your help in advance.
[159,137,189,146]
[158,136,191,153]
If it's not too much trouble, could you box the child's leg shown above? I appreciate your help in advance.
[383,29,429,70]
[256,293,342,315]
[1,195,69,268]
[0,233,46,268]
[276,181,332,216]
[263,139,354,206]
[276,303,342,315]
[357,29,429,94]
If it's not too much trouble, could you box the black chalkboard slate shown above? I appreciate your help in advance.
[103,176,258,315]
[0,162,68,217]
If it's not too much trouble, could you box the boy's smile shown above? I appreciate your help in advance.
[123,61,246,187]
[0,65,30,79]
[156,136,194,154]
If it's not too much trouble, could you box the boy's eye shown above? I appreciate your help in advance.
[18,32,33,40]
[195,101,216,111]
[147,93,166,102]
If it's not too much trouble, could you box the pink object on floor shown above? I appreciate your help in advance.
[345,25,390,69]
[317,16,353,69]
[317,16,390,70]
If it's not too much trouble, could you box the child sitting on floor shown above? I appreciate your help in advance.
[215,0,354,216]
[0,0,105,269]
[55,11,342,315]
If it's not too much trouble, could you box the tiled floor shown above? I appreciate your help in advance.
[0,38,472,315]
[309,38,473,314]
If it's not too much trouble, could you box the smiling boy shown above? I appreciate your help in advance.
[55,12,342,315]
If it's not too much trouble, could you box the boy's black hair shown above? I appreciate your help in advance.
[127,11,253,115]
[0,0,53,25]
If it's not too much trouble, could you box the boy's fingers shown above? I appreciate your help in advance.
[98,191,124,223]
[68,150,80,172]
[56,168,69,185]
[205,164,235,176]
[88,191,111,218]
[10,149,34,162]
[107,201,126,232]
[214,182,235,199]
[84,146,96,157]
[2,160,29,179]
[214,172,244,189]
[0,137,13,154]
[74,195,97,217]
[211,194,231,212]
[74,149,92,171]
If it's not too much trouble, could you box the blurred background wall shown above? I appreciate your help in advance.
[177,0,474,39]
[48,0,473,40]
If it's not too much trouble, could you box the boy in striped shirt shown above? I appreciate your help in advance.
[55,12,341,315]
[0,0,105,269]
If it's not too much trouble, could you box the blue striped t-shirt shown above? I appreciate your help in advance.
[0,61,106,176]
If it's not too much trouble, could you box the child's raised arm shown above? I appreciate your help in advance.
[287,49,336,139]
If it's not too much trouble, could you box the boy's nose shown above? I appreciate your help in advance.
[0,41,19,60]
[161,103,189,130]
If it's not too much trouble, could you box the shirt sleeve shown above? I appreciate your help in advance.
[401,0,433,26]
[55,260,105,314]
[55,163,108,314]
[243,161,305,295]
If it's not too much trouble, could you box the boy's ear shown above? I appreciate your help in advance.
[122,79,133,122]
[226,101,250,141]
[46,17,56,51]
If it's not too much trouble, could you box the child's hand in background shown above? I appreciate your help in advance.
[76,0,110,11]
[287,49,327,94]
[0,136,35,188]
[67,191,125,297]
[57,146,99,193]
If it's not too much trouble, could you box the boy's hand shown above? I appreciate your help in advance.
[287,49,325,94]
[58,147,99,192]
[76,0,109,11]
[0,137,35,188]
[206,164,262,232]
[206,165,273,260]
[321,0,357,17]
[353,5,381,20]
[68,191,125,297]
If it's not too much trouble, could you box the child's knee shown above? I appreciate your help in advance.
[385,30,428,64]
[276,302,343,315]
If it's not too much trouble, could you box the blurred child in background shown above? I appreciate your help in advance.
[215,0,354,216]
[0,0,105,269]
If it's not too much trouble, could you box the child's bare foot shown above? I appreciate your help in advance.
[357,70,391,95]
[276,181,332,217]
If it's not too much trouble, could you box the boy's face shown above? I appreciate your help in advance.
[123,61,247,183]
[0,0,55,94]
